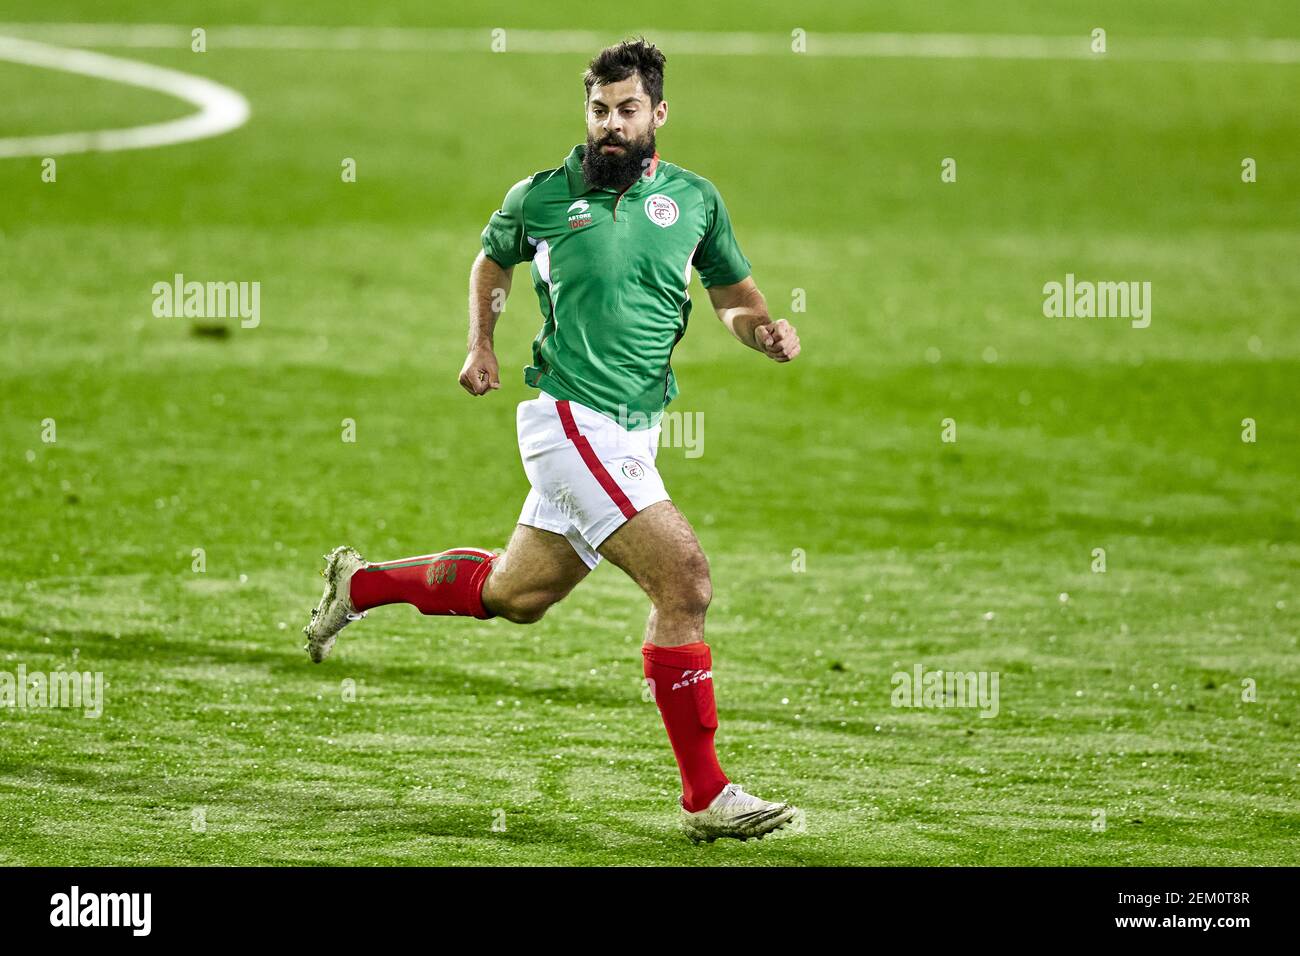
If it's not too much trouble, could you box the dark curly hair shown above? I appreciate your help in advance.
[583,37,666,106]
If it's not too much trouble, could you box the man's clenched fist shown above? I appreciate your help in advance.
[458,346,500,395]
[754,319,800,362]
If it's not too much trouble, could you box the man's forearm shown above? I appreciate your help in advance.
[467,252,512,350]
[717,285,771,351]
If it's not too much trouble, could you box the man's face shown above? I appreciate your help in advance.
[582,74,667,190]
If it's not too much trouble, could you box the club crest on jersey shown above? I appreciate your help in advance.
[644,194,679,228]
[621,460,645,480]
[567,199,592,229]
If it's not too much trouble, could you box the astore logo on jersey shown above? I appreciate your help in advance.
[644,194,679,228]
[567,199,592,230]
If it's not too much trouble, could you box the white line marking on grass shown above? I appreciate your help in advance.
[2,22,1300,64]
[0,34,249,158]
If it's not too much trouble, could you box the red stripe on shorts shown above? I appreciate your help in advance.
[555,400,638,519]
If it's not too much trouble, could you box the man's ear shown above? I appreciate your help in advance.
[654,100,668,129]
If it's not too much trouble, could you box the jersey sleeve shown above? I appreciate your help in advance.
[692,180,752,288]
[480,177,534,269]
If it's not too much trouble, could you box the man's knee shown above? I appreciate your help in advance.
[494,588,564,624]
[658,553,712,618]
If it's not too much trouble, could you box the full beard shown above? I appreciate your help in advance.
[582,130,657,191]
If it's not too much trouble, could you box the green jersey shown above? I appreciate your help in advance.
[480,144,751,429]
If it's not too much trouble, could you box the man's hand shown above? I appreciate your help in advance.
[708,277,801,363]
[753,319,800,362]
[458,346,500,395]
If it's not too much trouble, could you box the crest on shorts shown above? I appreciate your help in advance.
[644,194,678,228]
[621,460,645,480]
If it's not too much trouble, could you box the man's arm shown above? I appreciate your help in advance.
[706,275,800,362]
[458,251,513,395]
[465,172,533,396]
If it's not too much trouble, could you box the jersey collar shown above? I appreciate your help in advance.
[565,143,661,198]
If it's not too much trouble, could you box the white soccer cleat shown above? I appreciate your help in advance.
[679,782,804,844]
[303,546,368,663]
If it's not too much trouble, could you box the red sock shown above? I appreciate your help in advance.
[643,641,730,812]
[350,548,497,619]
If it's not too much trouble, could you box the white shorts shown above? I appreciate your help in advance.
[515,393,670,568]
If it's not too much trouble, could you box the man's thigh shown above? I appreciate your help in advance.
[596,500,709,604]
[483,523,592,607]
[516,487,602,569]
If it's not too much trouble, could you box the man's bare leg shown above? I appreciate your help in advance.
[597,501,711,647]
[304,525,589,661]
[599,500,801,837]
[482,524,592,623]
[598,501,726,811]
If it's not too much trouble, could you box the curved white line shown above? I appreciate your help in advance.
[0,34,249,158]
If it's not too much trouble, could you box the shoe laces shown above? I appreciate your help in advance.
[710,783,753,809]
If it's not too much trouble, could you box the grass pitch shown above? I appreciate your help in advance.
[0,1,1297,865]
